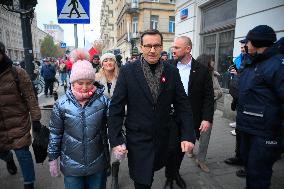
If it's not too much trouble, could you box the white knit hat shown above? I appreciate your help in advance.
[100,53,116,66]
[70,60,96,83]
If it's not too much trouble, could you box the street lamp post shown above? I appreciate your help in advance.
[0,0,37,80]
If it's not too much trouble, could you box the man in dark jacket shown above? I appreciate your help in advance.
[163,36,214,189]
[108,30,195,189]
[40,59,56,97]
[237,25,284,189]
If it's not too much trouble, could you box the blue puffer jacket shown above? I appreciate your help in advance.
[47,85,110,176]
[236,48,284,145]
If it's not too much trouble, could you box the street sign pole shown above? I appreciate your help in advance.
[57,0,90,49]
[74,24,78,48]
[83,24,85,48]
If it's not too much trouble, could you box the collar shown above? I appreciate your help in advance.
[177,57,192,68]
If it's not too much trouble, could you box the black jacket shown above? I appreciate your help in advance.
[108,60,195,185]
[237,47,284,144]
[169,58,214,138]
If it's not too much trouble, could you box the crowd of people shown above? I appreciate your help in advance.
[0,25,283,189]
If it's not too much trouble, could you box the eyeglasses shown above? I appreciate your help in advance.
[142,44,162,51]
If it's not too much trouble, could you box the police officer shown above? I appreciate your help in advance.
[237,25,284,189]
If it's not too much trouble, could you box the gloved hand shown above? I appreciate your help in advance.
[32,121,42,133]
[49,159,59,177]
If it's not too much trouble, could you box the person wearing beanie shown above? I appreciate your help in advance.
[48,54,110,189]
[236,25,284,189]
[160,51,168,61]
[96,52,119,98]
[96,52,121,189]
[91,54,101,73]
[0,41,42,189]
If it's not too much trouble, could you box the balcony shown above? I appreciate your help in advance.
[126,1,139,14]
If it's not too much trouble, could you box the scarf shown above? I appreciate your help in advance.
[71,85,96,107]
[141,57,163,103]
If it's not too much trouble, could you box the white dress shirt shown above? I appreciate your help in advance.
[177,58,192,96]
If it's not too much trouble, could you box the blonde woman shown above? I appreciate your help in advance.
[95,53,120,189]
[95,53,119,99]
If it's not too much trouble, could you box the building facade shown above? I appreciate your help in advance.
[175,0,284,118]
[0,7,49,61]
[43,21,64,44]
[100,0,117,53]
[101,0,176,61]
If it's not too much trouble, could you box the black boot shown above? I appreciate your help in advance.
[24,183,34,189]
[175,173,186,189]
[6,158,17,175]
[164,179,173,189]
[111,161,120,189]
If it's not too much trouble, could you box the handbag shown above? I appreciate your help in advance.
[32,124,50,164]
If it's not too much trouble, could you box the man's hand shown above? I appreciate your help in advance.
[230,68,237,76]
[199,120,211,133]
[181,141,194,152]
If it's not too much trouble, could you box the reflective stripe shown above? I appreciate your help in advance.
[243,111,264,117]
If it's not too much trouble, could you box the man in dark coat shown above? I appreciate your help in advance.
[108,30,195,189]
[237,25,284,189]
[164,36,214,189]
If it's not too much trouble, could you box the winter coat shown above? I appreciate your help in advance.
[236,47,284,144]
[212,71,222,111]
[0,59,41,152]
[47,86,110,176]
[40,64,56,80]
[108,60,195,185]
[65,59,72,71]
[95,73,117,98]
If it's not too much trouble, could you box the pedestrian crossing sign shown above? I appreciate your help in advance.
[56,0,90,24]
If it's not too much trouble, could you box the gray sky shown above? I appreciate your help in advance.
[35,0,102,48]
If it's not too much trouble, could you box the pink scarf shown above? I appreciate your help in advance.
[71,85,96,107]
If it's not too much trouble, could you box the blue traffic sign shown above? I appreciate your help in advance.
[60,42,67,48]
[56,0,90,24]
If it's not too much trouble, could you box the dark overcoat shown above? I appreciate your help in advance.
[108,60,195,185]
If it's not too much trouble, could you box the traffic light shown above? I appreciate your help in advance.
[0,0,13,6]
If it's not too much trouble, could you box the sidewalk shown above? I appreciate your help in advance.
[1,83,283,188]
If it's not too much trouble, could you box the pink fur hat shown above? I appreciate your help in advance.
[69,49,96,83]
[70,60,96,83]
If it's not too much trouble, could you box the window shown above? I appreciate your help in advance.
[201,0,237,89]
[169,0,175,3]
[169,16,175,33]
[132,16,138,35]
[150,15,158,30]
[132,0,139,8]
[202,30,235,89]
[151,0,159,2]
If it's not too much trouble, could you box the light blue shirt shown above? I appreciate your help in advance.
[177,58,192,96]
